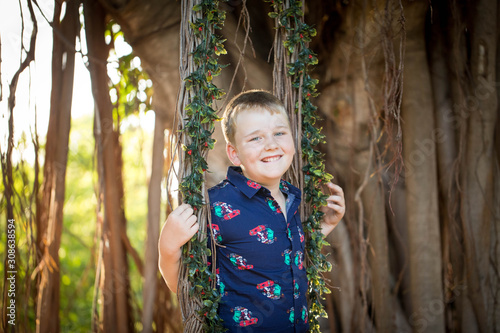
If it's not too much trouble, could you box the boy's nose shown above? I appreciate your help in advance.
[264,136,278,150]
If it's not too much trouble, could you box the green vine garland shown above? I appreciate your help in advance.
[267,1,333,331]
[178,0,226,331]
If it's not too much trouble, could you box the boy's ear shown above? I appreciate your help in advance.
[226,143,241,166]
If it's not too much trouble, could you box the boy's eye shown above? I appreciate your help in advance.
[249,137,260,142]
[275,132,285,136]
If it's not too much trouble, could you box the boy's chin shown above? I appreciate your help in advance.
[258,171,288,183]
[243,170,282,183]
[262,165,292,178]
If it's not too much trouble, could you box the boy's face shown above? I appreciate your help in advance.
[226,108,295,188]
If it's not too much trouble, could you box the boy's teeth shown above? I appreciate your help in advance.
[263,156,280,162]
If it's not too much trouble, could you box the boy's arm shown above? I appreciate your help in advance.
[320,182,346,237]
[158,203,199,294]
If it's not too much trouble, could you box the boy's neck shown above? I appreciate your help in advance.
[239,170,286,218]
[240,168,282,195]
[269,182,287,220]
[267,183,282,198]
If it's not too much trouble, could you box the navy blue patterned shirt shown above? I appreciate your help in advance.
[208,166,309,332]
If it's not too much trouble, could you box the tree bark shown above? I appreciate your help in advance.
[459,0,498,331]
[84,1,133,332]
[327,220,354,333]
[36,1,79,332]
[358,4,395,330]
[363,168,393,332]
[494,2,500,327]
[142,114,165,332]
[427,3,465,331]
[401,2,445,333]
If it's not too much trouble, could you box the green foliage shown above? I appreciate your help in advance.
[267,0,333,331]
[0,134,38,332]
[121,114,155,329]
[106,20,153,122]
[60,115,97,331]
[180,0,227,331]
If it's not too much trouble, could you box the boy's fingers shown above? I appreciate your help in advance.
[172,203,190,216]
[328,202,345,212]
[186,215,198,228]
[325,185,345,212]
[327,201,342,210]
[327,182,343,194]
[190,222,200,234]
[327,192,344,203]
[177,204,194,219]
[325,183,344,199]
[328,194,343,201]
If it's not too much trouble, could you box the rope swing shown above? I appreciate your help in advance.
[175,0,226,331]
[173,0,332,331]
[269,1,333,331]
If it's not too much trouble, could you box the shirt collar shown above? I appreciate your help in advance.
[226,166,301,199]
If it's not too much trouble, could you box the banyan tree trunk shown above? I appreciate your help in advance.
[142,115,165,333]
[362,164,393,331]
[401,1,445,332]
[84,1,133,331]
[36,1,79,332]
[427,2,464,331]
[89,1,183,330]
[316,1,409,331]
[459,0,498,331]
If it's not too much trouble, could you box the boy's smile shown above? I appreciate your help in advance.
[226,108,295,190]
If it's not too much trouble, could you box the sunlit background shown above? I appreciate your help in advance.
[1,2,161,330]
[0,0,156,156]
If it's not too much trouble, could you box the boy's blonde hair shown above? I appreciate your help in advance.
[222,89,289,144]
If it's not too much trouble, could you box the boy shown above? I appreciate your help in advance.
[159,90,345,332]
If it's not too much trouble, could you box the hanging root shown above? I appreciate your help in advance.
[175,0,227,331]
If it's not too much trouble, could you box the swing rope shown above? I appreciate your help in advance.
[268,0,333,330]
[175,0,226,331]
[174,0,331,331]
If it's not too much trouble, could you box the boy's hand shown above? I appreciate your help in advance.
[158,203,199,293]
[320,182,345,236]
[159,203,199,255]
